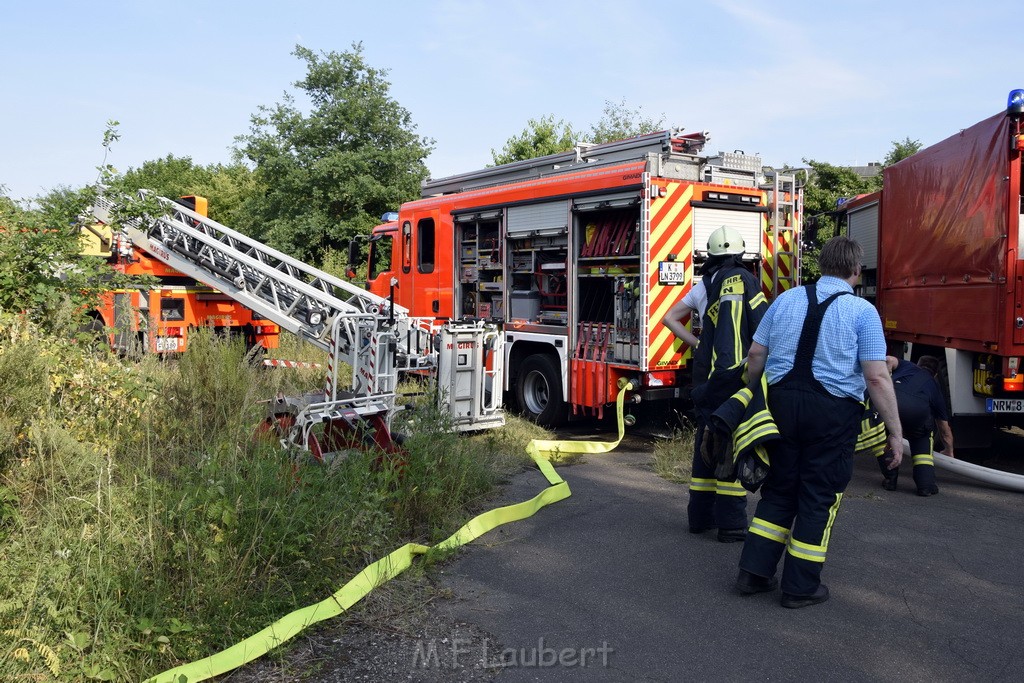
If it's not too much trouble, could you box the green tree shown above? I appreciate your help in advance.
[588,98,665,144]
[235,43,433,263]
[116,154,214,199]
[882,136,922,168]
[114,155,260,230]
[800,160,876,279]
[0,188,137,333]
[491,100,665,165]
[490,115,578,165]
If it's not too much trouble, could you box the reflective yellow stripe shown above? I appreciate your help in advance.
[730,295,742,368]
[733,410,777,454]
[716,480,747,497]
[690,477,716,493]
[821,492,843,550]
[749,517,789,544]
[856,423,885,445]
[749,292,767,309]
[733,387,754,407]
[787,537,828,563]
[912,436,935,467]
[734,422,778,457]
[786,494,844,562]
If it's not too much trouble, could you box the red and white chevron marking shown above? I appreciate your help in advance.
[262,359,324,369]
[325,332,335,398]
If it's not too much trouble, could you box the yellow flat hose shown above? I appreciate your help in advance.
[145,383,633,683]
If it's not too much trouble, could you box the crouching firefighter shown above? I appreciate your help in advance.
[880,355,954,496]
[663,226,768,543]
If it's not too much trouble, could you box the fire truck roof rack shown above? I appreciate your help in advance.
[422,128,710,197]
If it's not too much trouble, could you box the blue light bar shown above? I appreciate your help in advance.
[1007,89,1024,114]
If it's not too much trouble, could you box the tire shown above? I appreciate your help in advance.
[515,353,567,427]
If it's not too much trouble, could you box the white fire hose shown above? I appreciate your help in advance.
[914,440,1024,493]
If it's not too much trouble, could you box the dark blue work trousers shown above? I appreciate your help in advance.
[738,382,862,596]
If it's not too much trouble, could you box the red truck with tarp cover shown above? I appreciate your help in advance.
[843,91,1024,444]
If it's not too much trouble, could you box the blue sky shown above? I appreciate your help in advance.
[2,0,1021,202]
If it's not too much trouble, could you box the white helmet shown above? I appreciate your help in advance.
[707,226,745,256]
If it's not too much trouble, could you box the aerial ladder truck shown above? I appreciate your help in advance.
[89,192,505,458]
[80,195,281,354]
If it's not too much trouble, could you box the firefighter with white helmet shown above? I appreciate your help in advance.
[707,225,745,258]
[662,225,768,542]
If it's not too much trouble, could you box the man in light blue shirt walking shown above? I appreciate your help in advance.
[734,236,903,608]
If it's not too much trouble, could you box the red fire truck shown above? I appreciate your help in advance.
[842,90,1024,444]
[359,130,801,425]
[82,195,280,354]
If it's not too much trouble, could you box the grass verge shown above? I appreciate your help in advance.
[0,316,538,681]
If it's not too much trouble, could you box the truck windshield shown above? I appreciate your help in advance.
[369,235,393,279]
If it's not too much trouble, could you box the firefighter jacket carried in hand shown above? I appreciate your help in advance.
[709,368,779,491]
[855,399,887,458]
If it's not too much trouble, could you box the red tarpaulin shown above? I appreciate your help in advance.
[880,112,1013,349]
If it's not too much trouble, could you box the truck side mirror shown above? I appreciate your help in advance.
[346,240,360,279]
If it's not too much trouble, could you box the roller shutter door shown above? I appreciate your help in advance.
[848,204,879,268]
[693,207,762,256]
[508,201,568,236]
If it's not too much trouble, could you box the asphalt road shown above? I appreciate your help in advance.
[435,435,1024,682]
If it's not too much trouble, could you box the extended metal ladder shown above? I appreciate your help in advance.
[91,192,504,449]
[93,193,404,355]
[765,171,802,295]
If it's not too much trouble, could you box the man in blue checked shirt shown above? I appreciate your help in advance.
[733,236,903,609]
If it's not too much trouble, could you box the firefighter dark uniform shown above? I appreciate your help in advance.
[881,359,948,495]
[855,400,887,458]
[689,258,768,540]
[738,280,884,600]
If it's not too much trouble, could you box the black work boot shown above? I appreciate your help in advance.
[717,528,747,543]
[781,584,830,609]
[736,569,778,595]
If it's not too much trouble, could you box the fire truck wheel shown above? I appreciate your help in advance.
[516,353,566,427]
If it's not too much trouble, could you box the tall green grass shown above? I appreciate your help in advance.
[0,316,537,680]
[652,426,697,484]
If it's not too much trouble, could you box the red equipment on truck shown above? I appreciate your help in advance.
[842,90,1024,444]
[357,129,803,425]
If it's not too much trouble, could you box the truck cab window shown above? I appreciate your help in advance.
[369,235,393,279]
[402,221,412,274]
[417,218,435,273]
[160,297,185,321]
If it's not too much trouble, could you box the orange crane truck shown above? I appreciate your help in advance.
[80,195,280,354]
